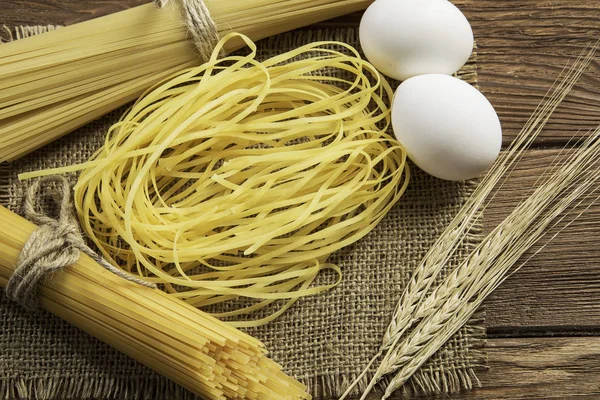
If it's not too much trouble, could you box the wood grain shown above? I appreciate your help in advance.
[372,337,600,399]
[455,0,600,145]
[481,149,600,331]
[0,0,148,26]
[325,1,600,145]
[1,0,598,341]
[468,337,600,399]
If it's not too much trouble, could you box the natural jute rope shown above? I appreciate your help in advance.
[154,0,221,60]
[5,176,156,310]
[5,0,219,310]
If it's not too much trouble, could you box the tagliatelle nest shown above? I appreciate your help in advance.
[27,33,409,326]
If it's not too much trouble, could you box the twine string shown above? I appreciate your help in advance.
[6,0,220,310]
[6,176,156,310]
[155,0,222,60]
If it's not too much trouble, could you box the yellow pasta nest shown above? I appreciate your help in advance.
[72,33,409,326]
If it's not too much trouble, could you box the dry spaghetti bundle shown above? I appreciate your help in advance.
[0,0,374,162]
[0,205,311,400]
[24,33,408,327]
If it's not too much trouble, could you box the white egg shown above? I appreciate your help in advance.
[360,0,474,81]
[391,74,502,181]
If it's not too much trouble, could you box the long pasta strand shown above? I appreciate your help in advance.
[0,205,311,400]
[0,0,374,162]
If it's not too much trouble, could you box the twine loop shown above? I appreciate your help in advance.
[6,176,156,310]
[155,0,221,61]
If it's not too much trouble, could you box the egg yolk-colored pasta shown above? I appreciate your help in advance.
[22,33,409,327]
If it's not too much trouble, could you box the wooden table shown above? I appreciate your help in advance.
[2,1,600,398]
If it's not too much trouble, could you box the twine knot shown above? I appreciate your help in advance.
[155,0,222,61]
[6,176,156,310]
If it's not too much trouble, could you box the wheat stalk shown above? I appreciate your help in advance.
[371,133,600,399]
[339,43,598,400]
[380,131,600,397]
[381,42,597,351]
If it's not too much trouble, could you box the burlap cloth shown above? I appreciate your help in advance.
[0,25,486,400]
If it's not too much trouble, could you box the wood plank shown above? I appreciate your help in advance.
[465,337,600,399]
[454,0,600,145]
[3,1,600,330]
[0,0,148,26]
[2,3,600,399]
[355,337,600,399]
[2,0,600,329]
[481,148,600,331]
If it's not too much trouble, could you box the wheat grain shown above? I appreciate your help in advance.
[381,42,597,352]
[340,42,599,400]
[379,129,600,398]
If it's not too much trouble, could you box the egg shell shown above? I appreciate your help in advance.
[391,74,502,181]
[360,0,474,81]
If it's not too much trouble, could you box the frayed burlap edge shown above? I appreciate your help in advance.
[0,24,487,400]
[300,217,487,400]
[1,24,61,42]
[0,375,205,400]
[300,329,486,399]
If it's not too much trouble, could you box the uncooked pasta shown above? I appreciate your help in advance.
[0,205,311,400]
[0,0,375,162]
[21,33,409,326]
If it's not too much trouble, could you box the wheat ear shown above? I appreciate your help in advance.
[339,43,598,400]
[380,42,597,351]
[380,129,600,398]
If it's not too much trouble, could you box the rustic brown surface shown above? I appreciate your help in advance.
[2,0,599,145]
[0,0,148,26]
[2,0,600,399]
[466,337,600,399]
[483,149,600,333]
[368,337,600,400]
[455,0,600,145]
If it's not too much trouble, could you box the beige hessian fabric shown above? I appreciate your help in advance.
[0,25,486,400]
